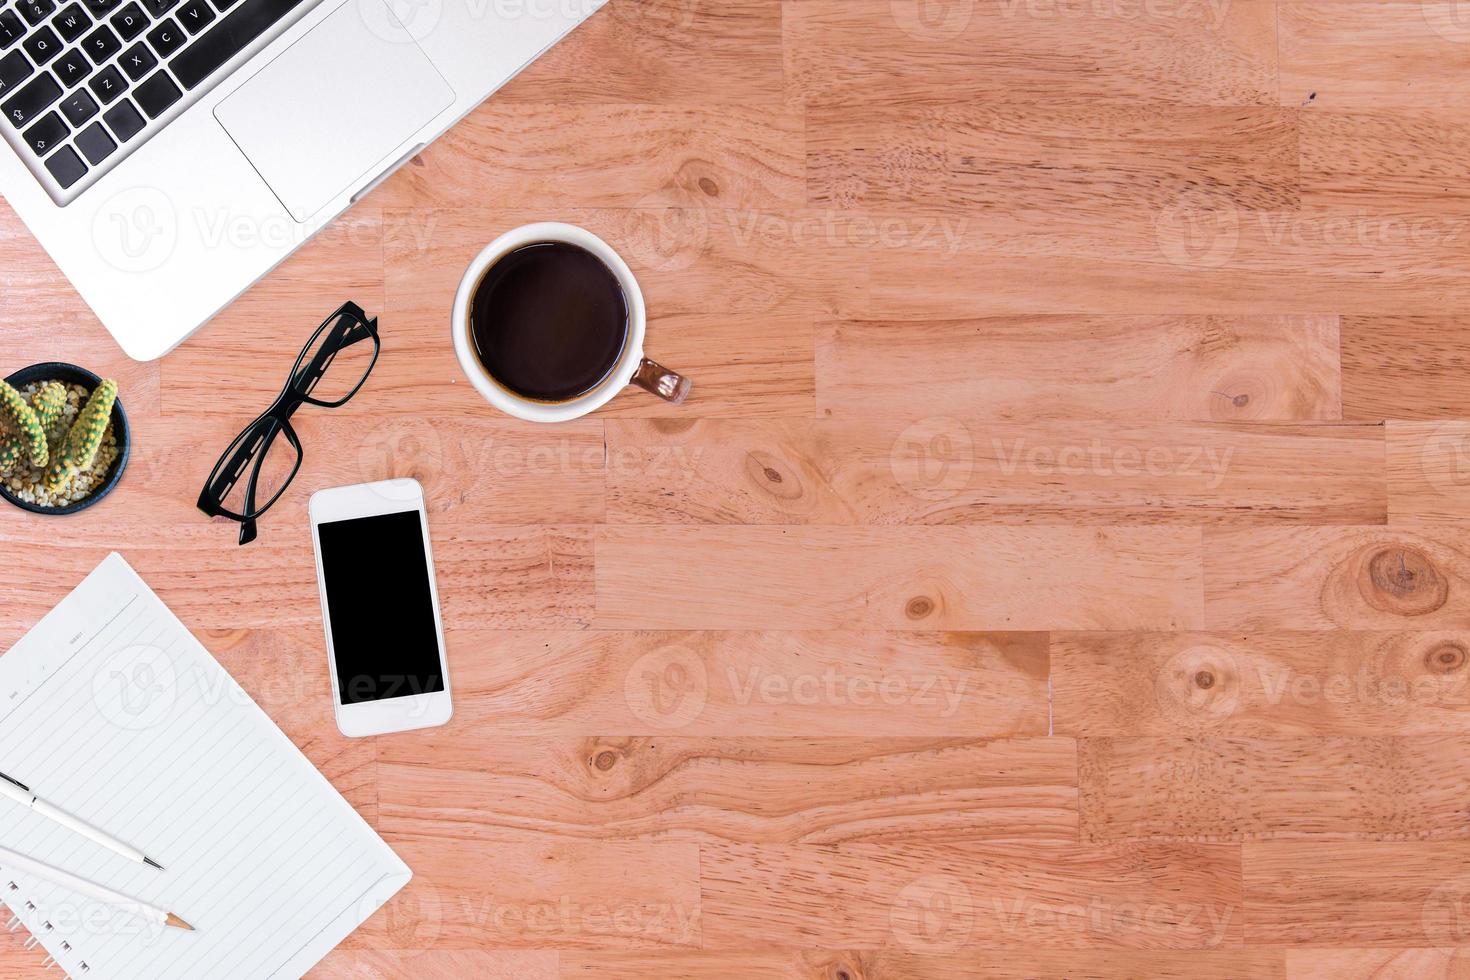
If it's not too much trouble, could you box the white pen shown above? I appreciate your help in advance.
[0,771,163,870]
[0,845,192,931]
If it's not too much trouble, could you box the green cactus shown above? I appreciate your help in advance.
[31,382,66,435]
[0,380,48,470]
[43,379,117,494]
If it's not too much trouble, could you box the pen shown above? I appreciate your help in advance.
[0,771,164,871]
[0,845,192,931]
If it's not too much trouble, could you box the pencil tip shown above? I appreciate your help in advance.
[144,857,163,871]
[166,914,193,931]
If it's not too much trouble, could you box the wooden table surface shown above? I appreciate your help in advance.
[5,0,1470,976]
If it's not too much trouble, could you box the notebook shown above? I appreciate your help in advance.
[0,553,411,979]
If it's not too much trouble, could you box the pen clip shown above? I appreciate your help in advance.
[0,772,29,793]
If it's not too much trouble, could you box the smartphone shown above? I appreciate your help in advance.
[308,478,453,737]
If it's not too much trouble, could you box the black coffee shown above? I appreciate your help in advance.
[469,242,629,403]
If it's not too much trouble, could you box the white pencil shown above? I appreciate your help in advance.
[0,771,164,870]
[0,845,193,931]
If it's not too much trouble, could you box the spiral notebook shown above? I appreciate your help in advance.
[0,553,411,979]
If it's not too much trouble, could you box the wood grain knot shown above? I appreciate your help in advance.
[905,596,935,620]
[1360,546,1449,617]
[745,451,803,501]
[1231,393,1250,407]
[698,177,720,197]
[1194,670,1216,690]
[593,750,619,771]
[1425,642,1468,675]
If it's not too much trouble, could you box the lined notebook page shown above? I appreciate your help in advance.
[0,553,410,979]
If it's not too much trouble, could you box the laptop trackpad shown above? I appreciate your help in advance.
[215,0,454,222]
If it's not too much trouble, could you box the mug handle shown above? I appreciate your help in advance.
[632,357,692,405]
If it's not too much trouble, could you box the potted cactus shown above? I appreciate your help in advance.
[0,364,128,514]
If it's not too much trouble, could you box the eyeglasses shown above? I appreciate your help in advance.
[198,302,381,545]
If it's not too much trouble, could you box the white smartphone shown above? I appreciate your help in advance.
[308,478,453,737]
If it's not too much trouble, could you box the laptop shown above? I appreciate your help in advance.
[0,0,607,360]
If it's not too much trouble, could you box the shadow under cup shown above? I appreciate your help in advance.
[459,232,691,419]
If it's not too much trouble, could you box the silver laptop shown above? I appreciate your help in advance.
[0,0,606,360]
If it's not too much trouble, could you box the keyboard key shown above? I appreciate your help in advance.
[211,0,236,10]
[52,2,90,40]
[53,46,89,84]
[2,70,59,125]
[132,67,173,116]
[42,142,83,186]
[100,94,138,138]
[140,0,174,15]
[82,0,118,15]
[174,0,210,31]
[58,84,93,122]
[170,0,303,89]
[23,25,60,63]
[21,107,64,152]
[117,38,150,77]
[20,0,55,26]
[108,0,143,38]
[145,16,179,55]
[84,60,120,100]
[82,22,117,62]
[0,8,24,46]
[0,49,33,94]
[73,117,111,161]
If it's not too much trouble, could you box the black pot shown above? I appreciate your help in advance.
[0,362,129,516]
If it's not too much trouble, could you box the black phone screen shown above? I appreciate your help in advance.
[316,509,446,705]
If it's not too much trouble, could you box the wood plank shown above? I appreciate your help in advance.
[369,104,804,210]
[376,737,1077,844]
[1388,422,1470,523]
[700,841,1243,949]
[605,419,1384,525]
[350,839,701,949]
[855,209,1470,317]
[561,949,1287,979]
[816,316,1341,421]
[1243,842,1470,945]
[1203,527,1470,629]
[312,951,558,979]
[1343,316,1470,421]
[595,526,1204,630]
[1285,949,1470,979]
[499,0,782,105]
[809,103,1299,213]
[1079,736,1470,842]
[412,630,1048,736]
[785,0,1278,106]
[1299,110,1470,212]
[1052,631,1470,736]
[1278,2,1470,111]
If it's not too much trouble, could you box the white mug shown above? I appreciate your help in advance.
[451,222,691,423]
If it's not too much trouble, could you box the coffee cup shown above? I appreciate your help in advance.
[452,222,691,423]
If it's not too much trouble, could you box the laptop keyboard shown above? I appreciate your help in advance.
[0,0,310,201]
